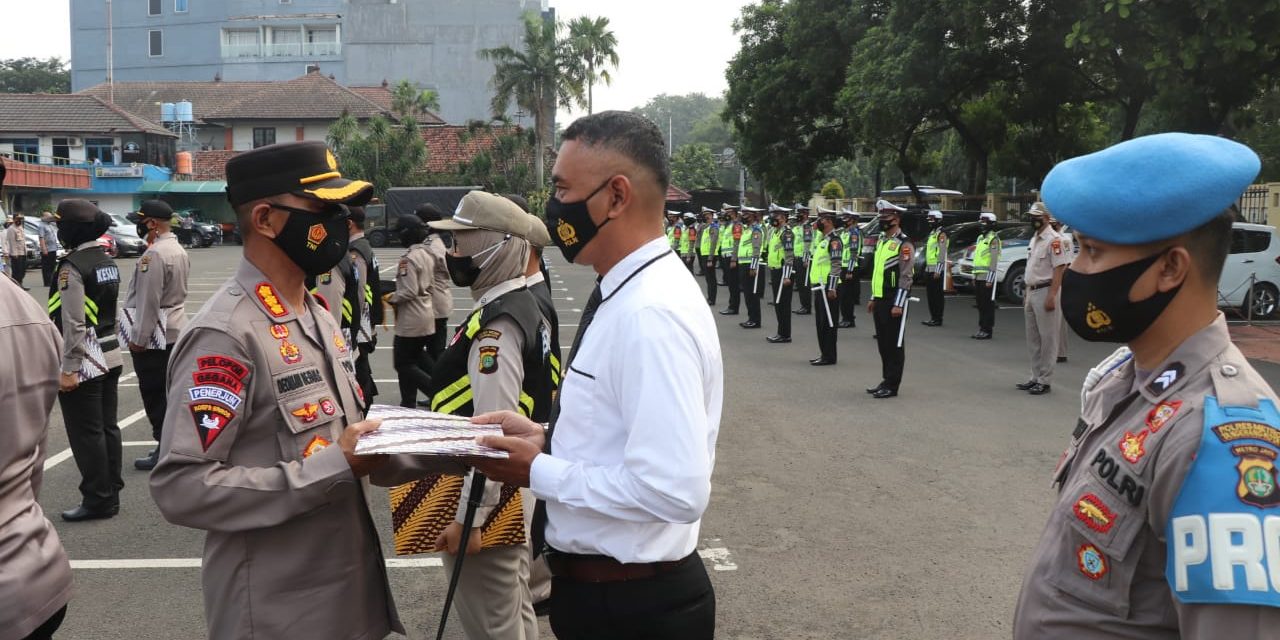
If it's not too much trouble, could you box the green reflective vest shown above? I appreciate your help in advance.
[700,223,717,255]
[974,231,997,273]
[871,236,902,299]
[926,229,943,266]
[767,225,784,269]
[738,225,758,260]
[666,225,676,248]
[679,225,693,254]
[839,229,854,269]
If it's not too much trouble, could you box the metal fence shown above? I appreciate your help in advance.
[1239,184,1270,224]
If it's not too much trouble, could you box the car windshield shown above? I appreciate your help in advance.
[998,224,1036,242]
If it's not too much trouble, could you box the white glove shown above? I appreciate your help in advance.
[1081,346,1132,411]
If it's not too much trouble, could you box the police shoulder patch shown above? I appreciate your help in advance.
[478,345,499,374]
[476,328,503,342]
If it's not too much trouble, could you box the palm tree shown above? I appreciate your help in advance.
[568,16,619,115]
[390,80,440,120]
[481,13,586,187]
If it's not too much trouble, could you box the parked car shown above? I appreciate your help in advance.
[910,221,1023,278]
[1219,222,1280,319]
[18,218,42,267]
[97,233,118,258]
[859,209,982,272]
[103,215,146,257]
[174,210,222,248]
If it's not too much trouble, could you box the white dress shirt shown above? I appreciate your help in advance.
[530,237,723,563]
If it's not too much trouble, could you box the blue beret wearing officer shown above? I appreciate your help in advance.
[1014,133,1280,638]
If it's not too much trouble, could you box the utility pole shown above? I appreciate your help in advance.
[107,0,115,104]
[668,114,673,158]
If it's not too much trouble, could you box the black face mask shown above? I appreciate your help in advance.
[267,202,351,277]
[1061,249,1183,343]
[545,179,612,264]
[445,236,508,288]
[136,222,150,238]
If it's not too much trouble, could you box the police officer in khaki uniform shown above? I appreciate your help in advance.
[51,200,125,521]
[4,212,27,288]
[388,214,437,408]
[1014,133,1280,638]
[1015,202,1069,396]
[124,200,191,471]
[415,203,455,359]
[0,164,73,639]
[149,141,457,639]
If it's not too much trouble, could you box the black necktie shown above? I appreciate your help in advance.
[531,281,602,556]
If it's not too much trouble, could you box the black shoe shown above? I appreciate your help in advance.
[739,321,761,329]
[1015,380,1037,391]
[794,309,811,315]
[768,302,776,306]
[707,299,716,305]
[766,335,791,343]
[872,388,898,399]
[810,358,835,366]
[61,505,118,522]
[534,598,551,618]
[921,320,942,327]
[134,449,158,471]
[719,308,739,316]
[866,384,885,394]
[971,331,992,340]
[1057,356,1068,363]
[1029,384,1052,395]
[838,321,854,328]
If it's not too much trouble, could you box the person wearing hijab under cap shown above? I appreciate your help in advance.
[387,191,556,640]
[387,214,437,408]
[416,202,456,359]
[50,199,124,521]
[123,199,191,471]
[1014,133,1280,639]
[149,141,457,639]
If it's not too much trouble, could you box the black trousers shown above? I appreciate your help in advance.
[549,553,715,640]
[22,605,67,640]
[771,269,793,337]
[724,260,740,311]
[838,274,860,323]
[8,257,26,286]
[740,265,762,323]
[428,317,449,360]
[925,272,945,322]
[703,256,718,304]
[41,252,57,287]
[60,366,123,511]
[355,343,377,404]
[130,347,171,442]
[976,281,996,332]
[813,289,837,362]
[873,300,906,391]
[393,334,434,408]
[797,261,811,311]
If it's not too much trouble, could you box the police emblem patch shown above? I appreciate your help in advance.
[1077,544,1108,580]
[1146,400,1182,433]
[58,269,69,291]
[1233,445,1280,507]
[478,346,499,374]
[190,402,234,451]
[270,324,290,340]
[1073,493,1117,533]
[139,256,150,273]
[290,402,320,423]
[279,340,302,365]
[319,398,337,416]
[1119,429,1150,464]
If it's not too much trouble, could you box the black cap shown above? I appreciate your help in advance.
[415,203,444,224]
[225,141,373,208]
[138,199,174,219]
[396,214,425,230]
[56,199,103,224]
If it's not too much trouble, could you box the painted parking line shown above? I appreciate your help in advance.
[43,410,147,471]
[70,557,446,570]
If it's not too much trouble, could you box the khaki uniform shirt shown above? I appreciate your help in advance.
[1014,315,1280,638]
[0,275,72,640]
[311,262,347,329]
[388,242,435,338]
[425,235,453,320]
[3,224,24,259]
[122,232,189,347]
[150,260,413,640]
[1024,226,1071,287]
[57,242,123,374]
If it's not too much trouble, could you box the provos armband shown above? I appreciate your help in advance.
[1167,396,1280,608]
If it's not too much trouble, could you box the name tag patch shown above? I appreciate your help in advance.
[276,368,323,394]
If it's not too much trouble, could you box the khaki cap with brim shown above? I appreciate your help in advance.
[519,213,552,248]
[428,190,529,235]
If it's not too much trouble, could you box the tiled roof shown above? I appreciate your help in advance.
[667,184,692,202]
[349,85,446,125]
[421,125,528,174]
[79,80,275,126]
[0,94,176,137]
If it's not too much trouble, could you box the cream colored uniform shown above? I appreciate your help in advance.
[122,231,190,346]
[1022,226,1071,385]
[389,242,435,337]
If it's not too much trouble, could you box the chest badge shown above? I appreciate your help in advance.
[279,340,302,365]
[1119,430,1150,464]
[270,324,290,340]
[1077,544,1108,580]
[290,402,320,423]
[302,435,331,458]
[319,398,337,416]
[1073,493,1117,533]
[1146,400,1182,433]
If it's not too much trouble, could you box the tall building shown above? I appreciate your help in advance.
[70,0,550,124]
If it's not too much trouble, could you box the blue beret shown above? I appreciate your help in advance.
[1042,133,1260,245]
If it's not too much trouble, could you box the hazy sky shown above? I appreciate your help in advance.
[0,0,748,114]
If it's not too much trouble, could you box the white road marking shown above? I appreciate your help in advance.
[119,372,137,383]
[699,539,738,571]
[44,410,147,471]
[122,440,158,447]
[71,557,446,570]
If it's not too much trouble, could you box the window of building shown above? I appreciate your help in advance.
[253,128,277,149]
[175,0,188,13]
[149,0,162,15]
[305,27,339,55]
[268,27,302,56]
[85,138,114,164]
[223,29,260,57]
[2,138,39,163]
[149,30,163,57]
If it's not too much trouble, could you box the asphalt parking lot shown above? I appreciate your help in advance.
[21,244,1280,639]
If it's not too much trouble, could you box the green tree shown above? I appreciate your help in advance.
[0,57,70,94]
[670,144,719,190]
[632,93,726,152]
[820,179,845,200]
[481,13,586,188]
[327,89,430,197]
[455,121,538,195]
[568,16,619,115]
[391,80,441,119]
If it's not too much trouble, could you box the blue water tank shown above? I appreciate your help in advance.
[161,102,176,123]
[176,101,194,123]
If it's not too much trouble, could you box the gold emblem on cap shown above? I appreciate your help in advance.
[556,219,579,246]
[1086,303,1112,330]
[326,150,338,171]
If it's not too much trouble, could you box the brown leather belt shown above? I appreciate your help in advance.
[545,550,693,583]
[1028,281,1051,292]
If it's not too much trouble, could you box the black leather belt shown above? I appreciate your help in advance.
[1028,281,1051,292]
[545,549,694,583]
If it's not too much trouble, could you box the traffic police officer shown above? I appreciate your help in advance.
[150,141,453,639]
[972,211,1001,339]
[794,204,813,314]
[680,211,698,272]
[867,200,913,398]
[123,199,190,471]
[346,206,382,402]
[388,214,437,408]
[700,207,720,305]
[50,199,124,521]
[838,208,861,328]
[922,209,949,327]
[1016,202,1070,396]
[767,204,796,343]
[719,205,743,315]
[809,208,843,365]
[739,206,766,328]
[1013,133,1280,639]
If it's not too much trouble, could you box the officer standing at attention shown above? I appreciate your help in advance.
[680,212,698,272]
[1013,133,1280,639]
[50,200,124,521]
[1015,202,1070,396]
[794,204,814,315]
[39,211,60,288]
[767,204,796,344]
[346,206,382,402]
[700,207,720,305]
[720,205,744,316]
[972,211,1001,340]
[837,209,861,328]
[809,208,843,365]
[415,203,455,359]
[4,212,27,288]
[387,214,437,408]
[150,141,456,639]
[665,211,679,250]
[739,206,766,329]
[123,199,190,472]
[867,200,913,399]
[922,209,949,327]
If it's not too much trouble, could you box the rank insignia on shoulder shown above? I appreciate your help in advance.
[1119,429,1150,464]
[333,332,348,354]
[1073,493,1117,533]
[1148,362,1185,395]
[1146,401,1182,433]
[256,282,288,318]
[303,435,331,459]
[478,345,499,374]
[1077,544,1108,580]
